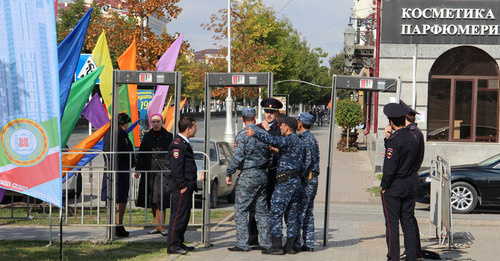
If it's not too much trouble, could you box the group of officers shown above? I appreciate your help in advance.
[225,97,321,255]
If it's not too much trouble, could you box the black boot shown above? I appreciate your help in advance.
[115,226,129,237]
[262,237,284,255]
[284,237,298,254]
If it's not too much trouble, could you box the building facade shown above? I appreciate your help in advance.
[368,0,500,171]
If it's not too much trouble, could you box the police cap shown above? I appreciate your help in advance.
[261,98,283,112]
[383,103,410,118]
[399,100,419,115]
[297,112,314,125]
[241,107,256,117]
[278,117,298,131]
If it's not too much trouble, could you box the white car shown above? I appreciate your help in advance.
[190,138,239,208]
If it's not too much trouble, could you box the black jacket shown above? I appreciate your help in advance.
[168,135,198,192]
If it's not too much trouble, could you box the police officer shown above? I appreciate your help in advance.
[296,112,320,252]
[248,97,283,246]
[381,103,419,261]
[245,117,306,255]
[400,100,425,260]
[226,108,271,252]
[166,117,198,255]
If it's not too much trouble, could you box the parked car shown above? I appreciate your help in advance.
[190,138,240,208]
[417,153,500,214]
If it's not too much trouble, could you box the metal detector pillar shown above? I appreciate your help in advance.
[109,70,181,241]
[202,72,273,246]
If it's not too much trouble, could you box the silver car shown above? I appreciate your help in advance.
[190,138,239,208]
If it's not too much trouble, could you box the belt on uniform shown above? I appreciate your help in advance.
[276,170,298,183]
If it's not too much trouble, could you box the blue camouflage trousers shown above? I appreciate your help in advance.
[271,176,304,238]
[301,176,318,248]
[234,168,270,249]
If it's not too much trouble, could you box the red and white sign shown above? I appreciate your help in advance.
[360,79,373,89]
[232,75,245,84]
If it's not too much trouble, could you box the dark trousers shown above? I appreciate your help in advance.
[248,169,276,242]
[381,183,418,261]
[166,187,193,250]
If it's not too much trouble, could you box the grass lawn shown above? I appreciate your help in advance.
[0,206,233,226]
[0,240,172,260]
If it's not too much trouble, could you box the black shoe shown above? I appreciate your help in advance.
[167,247,188,255]
[181,244,195,251]
[251,245,266,251]
[161,230,168,236]
[248,236,259,246]
[284,237,298,255]
[262,237,284,255]
[301,246,314,252]
[228,246,251,252]
[115,226,129,237]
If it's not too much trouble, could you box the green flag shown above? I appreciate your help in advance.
[60,66,104,148]
[118,84,135,147]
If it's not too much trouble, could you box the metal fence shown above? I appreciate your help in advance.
[0,149,212,243]
[429,155,453,248]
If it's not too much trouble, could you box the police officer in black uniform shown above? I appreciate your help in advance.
[380,103,419,261]
[248,97,283,246]
[166,117,198,255]
[400,100,425,260]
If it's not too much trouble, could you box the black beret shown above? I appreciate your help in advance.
[383,103,410,118]
[278,117,297,131]
[261,98,283,111]
[399,100,419,115]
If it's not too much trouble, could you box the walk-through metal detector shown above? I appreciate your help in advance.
[323,75,399,246]
[108,70,182,241]
[202,72,273,246]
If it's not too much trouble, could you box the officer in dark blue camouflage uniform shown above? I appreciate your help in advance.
[226,108,271,252]
[245,117,306,255]
[296,112,320,252]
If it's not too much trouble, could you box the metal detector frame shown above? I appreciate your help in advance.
[323,75,399,246]
[203,72,273,246]
[109,70,182,241]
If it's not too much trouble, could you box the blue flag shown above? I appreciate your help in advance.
[58,8,93,119]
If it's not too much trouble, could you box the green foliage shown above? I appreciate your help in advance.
[335,99,364,131]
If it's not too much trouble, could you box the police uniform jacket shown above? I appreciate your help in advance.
[227,123,270,177]
[380,127,419,191]
[408,123,425,171]
[253,132,306,175]
[168,134,198,192]
[257,121,281,168]
[301,130,320,176]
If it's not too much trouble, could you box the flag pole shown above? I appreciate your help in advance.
[59,207,63,260]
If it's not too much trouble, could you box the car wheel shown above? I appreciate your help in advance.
[451,182,478,214]
[210,180,218,208]
[227,189,235,204]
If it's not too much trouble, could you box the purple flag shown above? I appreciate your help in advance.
[82,93,110,129]
[147,33,184,125]
[0,188,5,203]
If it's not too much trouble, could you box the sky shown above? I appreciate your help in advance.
[167,0,353,62]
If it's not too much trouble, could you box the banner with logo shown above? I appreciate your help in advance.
[0,0,62,207]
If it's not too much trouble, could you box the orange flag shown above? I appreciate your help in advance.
[328,100,332,109]
[61,122,110,177]
[117,38,140,146]
[165,98,187,132]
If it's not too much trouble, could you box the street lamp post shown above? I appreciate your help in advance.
[224,0,234,144]
[344,24,356,73]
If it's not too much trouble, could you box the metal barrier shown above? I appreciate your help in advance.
[0,149,213,243]
[429,155,453,248]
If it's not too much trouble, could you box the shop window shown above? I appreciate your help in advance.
[428,46,500,142]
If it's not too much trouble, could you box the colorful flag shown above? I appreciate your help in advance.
[165,98,188,132]
[92,31,113,112]
[62,122,110,177]
[117,38,140,146]
[60,66,104,148]
[161,96,173,120]
[0,0,62,207]
[58,8,92,119]
[82,94,110,129]
[147,33,184,125]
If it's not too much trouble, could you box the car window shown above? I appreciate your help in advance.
[223,144,233,158]
[477,153,500,166]
[191,140,217,162]
[217,144,227,164]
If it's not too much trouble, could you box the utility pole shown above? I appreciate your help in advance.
[224,0,234,144]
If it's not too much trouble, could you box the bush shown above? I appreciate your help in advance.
[335,99,363,132]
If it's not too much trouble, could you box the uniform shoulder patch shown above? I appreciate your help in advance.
[386,148,394,159]
[173,137,181,144]
[173,149,180,159]
[234,139,238,148]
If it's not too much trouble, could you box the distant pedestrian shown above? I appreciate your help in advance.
[380,103,419,261]
[135,113,173,236]
[297,112,320,252]
[226,107,271,252]
[101,112,135,237]
[166,117,198,255]
[245,116,306,255]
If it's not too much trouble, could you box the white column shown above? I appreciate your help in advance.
[224,0,234,144]
[257,87,262,123]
